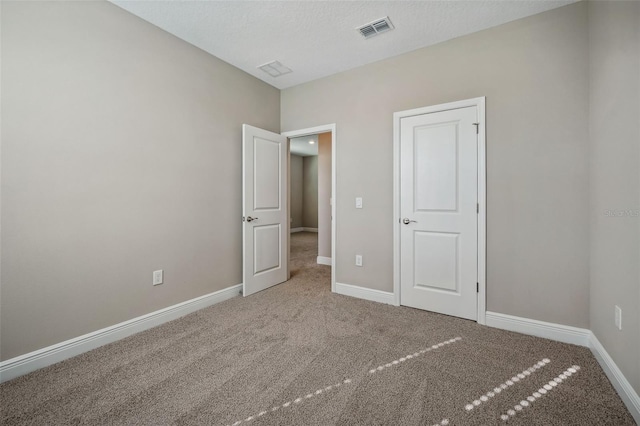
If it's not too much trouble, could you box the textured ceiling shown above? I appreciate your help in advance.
[111,0,577,89]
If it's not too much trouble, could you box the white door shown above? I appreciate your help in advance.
[242,124,288,297]
[399,106,478,320]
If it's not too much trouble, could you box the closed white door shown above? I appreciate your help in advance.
[399,106,478,320]
[242,124,288,297]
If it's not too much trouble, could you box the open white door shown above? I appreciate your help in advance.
[242,124,288,297]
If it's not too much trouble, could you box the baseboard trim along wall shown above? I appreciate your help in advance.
[590,332,640,423]
[0,284,242,384]
[290,227,318,233]
[2,287,637,421]
[317,256,332,266]
[486,311,639,422]
[335,282,395,305]
[485,311,591,346]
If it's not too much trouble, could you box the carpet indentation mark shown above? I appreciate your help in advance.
[368,337,462,374]
[499,365,581,421]
[464,357,551,412]
[228,378,352,425]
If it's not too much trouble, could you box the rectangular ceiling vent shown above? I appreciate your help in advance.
[357,17,394,39]
[258,60,292,78]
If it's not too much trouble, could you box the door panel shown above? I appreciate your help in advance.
[414,231,459,292]
[414,123,458,211]
[243,124,287,297]
[253,224,281,274]
[400,106,478,320]
[254,138,281,210]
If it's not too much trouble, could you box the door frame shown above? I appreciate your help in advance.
[392,97,486,325]
[282,124,337,293]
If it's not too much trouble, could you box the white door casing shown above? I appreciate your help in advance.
[242,124,288,297]
[281,124,337,293]
[393,98,486,322]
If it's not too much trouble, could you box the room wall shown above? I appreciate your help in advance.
[588,0,640,394]
[302,156,318,229]
[318,132,332,258]
[282,2,590,327]
[0,1,280,360]
[290,154,303,229]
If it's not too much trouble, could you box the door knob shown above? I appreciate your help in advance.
[402,218,417,225]
[246,216,258,222]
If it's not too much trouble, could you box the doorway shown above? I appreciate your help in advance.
[393,98,486,324]
[241,124,336,297]
[283,125,336,293]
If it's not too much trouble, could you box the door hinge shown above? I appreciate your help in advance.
[473,123,479,134]
[477,203,479,214]
[477,282,479,293]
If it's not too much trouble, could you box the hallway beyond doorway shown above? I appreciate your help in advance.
[290,232,329,284]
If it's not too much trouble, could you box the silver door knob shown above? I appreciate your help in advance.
[246,216,258,222]
[402,218,417,225]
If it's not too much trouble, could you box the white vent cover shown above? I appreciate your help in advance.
[258,60,292,78]
[356,17,394,39]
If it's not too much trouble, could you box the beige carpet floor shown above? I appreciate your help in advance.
[0,232,635,425]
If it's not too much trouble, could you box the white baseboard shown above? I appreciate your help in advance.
[335,282,395,305]
[590,332,640,423]
[0,284,242,383]
[485,311,639,421]
[485,311,591,347]
[317,256,332,266]
[290,227,318,233]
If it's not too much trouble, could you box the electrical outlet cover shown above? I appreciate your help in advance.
[153,270,163,286]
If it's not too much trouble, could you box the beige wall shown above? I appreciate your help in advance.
[290,154,318,230]
[0,1,280,360]
[302,156,318,228]
[282,2,590,327]
[318,132,332,258]
[290,154,303,229]
[588,1,640,394]
[4,1,637,398]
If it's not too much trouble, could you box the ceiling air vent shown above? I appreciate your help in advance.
[258,60,292,78]
[357,17,394,39]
